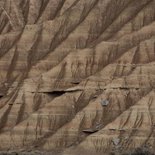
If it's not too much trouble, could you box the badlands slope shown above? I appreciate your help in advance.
[0,0,155,154]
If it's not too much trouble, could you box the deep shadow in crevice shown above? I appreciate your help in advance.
[46,91,66,98]
[71,81,80,85]
[0,94,4,99]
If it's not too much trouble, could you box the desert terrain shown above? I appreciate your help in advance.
[0,0,155,154]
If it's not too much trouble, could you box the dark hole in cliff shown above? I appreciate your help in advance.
[46,91,66,97]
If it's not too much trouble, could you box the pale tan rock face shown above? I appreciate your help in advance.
[0,0,155,154]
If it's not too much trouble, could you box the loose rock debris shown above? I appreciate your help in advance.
[112,138,120,146]
[100,99,109,106]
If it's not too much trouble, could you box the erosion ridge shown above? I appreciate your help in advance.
[0,0,155,154]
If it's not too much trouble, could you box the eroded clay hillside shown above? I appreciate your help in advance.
[0,0,155,154]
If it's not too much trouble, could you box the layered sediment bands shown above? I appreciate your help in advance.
[0,0,155,154]
[63,91,155,155]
